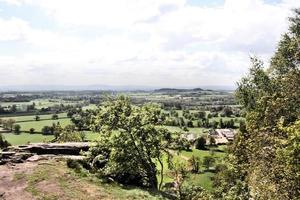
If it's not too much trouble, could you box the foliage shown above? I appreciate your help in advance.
[167,159,211,200]
[0,133,10,148]
[208,136,216,146]
[35,115,40,121]
[51,114,59,120]
[215,8,300,200]
[195,137,206,150]
[175,137,192,151]
[87,96,172,189]
[13,124,21,134]
[202,156,215,171]
[41,125,53,135]
[188,155,201,173]
[56,124,83,142]
[29,128,35,134]
[2,119,16,131]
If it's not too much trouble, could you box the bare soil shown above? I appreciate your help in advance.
[0,162,37,200]
[0,160,107,200]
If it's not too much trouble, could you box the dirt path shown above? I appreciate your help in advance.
[0,162,37,200]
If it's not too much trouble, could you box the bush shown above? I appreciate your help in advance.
[29,128,35,134]
[203,156,215,171]
[52,114,59,120]
[42,126,53,135]
[195,137,207,150]
[35,115,40,121]
[57,130,84,142]
[13,124,21,134]
[188,156,201,173]
[0,134,10,149]
[183,126,189,132]
[180,184,212,200]
[187,120,194,127]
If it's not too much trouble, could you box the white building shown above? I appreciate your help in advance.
[209,129,236,144]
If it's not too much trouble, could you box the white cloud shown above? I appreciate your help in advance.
[0,0,300,87]
[0,17,29,41]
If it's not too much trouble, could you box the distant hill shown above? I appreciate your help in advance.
[154,88,204,93]
[0,85,235,92]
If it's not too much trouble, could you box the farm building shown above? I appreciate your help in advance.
[208,129,236,144]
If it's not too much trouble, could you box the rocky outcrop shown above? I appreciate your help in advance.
[0,152,34,165]
[0,142,94,165]
[12,142,92,155]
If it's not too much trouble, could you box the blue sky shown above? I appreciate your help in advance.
[0,0,299,88]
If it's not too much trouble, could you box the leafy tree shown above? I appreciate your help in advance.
[0,134,10,149]
[194,111,206,119]
[210,120,218,129]
[88,96,172,190]
[3,119,16,132]
[168,159,211,199]
[207,113,212,119]
[221,107,233,117]
[41,126,52,135]
[219,118,224,128]
[176,137,192,151]
[182,126,189,132]
[52,114,59,120]
[215,9,300,200]
[29,128,35,134]
[188,155,201,173]
[168,160,189,199]
[203,155,215,171]
[195,136,206,150]
[71,114,85,131]
[35,115,40,121]
[57,129,84,142]
[53,123,63,139]
[187,120,194,127]
[13,124,21,134]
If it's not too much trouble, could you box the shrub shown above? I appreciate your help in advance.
[57,130,84,142]
[203,156,215,171]
[0,134,10,148]
[188,156,201,173]
[42,126,53,135]
[195,137,207,150]
[13,124,21,134]
[52,114,59,120]
[29,128,35,134]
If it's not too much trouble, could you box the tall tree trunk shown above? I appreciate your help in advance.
[158,157,164,190]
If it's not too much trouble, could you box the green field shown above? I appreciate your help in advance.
[16,118,71,132]
[3,113,68,122]
[164,126,207,136]
[1,113,209,145]
[3,133,54,145]
[4,131,101,146]
[0,99,82,110]
[157,147,226,191]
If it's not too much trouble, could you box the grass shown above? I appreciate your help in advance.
[157,146,226,191]
[187,172,215,190]
[4,131,100,146]
[82,104,98,110]
[3,113,68,122]
[4,133,55,145]
[180,147,226,160]
[22,160,167,200]
[164,126,207,137]
[16,118,71,132]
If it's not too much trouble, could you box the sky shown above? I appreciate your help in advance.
[0,0,299,89]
